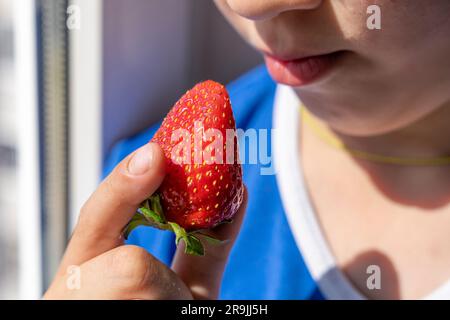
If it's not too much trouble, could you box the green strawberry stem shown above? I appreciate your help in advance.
[123,194,225,256]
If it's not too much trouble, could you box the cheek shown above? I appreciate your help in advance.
[223,0,262,19]
[342,0,450,55]
[325,0,381,58]
[330,0,427,61]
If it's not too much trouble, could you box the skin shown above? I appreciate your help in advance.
[214,0,450,299]
[44,143,247,299]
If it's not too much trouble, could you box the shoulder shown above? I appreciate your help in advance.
[101,65,276,265]
[227,65,276,129]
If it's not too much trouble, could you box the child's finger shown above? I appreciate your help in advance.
[171,187,248,299]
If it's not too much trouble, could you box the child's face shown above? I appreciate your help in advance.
[215,0,450,136]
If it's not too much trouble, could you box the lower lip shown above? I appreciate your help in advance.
[264,52,341,86]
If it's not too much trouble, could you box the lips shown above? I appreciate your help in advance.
[264,51,343,86]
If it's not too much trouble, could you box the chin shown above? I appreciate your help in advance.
[300,102,401,137]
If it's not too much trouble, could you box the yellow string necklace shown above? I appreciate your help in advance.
[301,106,450,166]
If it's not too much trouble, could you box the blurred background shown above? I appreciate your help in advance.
[0,0,261,299]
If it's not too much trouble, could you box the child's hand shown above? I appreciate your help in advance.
[43,143,247,300]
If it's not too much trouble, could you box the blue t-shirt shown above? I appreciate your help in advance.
[103,65,324,299]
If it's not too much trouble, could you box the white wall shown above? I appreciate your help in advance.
[69,0,261,230]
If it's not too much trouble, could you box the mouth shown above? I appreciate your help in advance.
[264,50,346,87]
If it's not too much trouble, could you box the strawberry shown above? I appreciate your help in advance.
[124,81,244,255]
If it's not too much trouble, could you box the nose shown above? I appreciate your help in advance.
[226,0,323,20]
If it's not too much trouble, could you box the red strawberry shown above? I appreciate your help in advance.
[124,80,244,255]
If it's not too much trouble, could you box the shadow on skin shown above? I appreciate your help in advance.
[331,105,450,210]
[318,250,400,300]
[266,2,450,210]
[254,1,346,57]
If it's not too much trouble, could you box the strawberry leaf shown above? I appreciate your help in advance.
[140,206,165,224]
[168,222,186,245]
[123,198,169,239]
[123,195,214,256]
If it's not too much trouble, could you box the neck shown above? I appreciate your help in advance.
[303,102,450,209]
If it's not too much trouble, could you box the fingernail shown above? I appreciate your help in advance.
[128,143,154,175]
